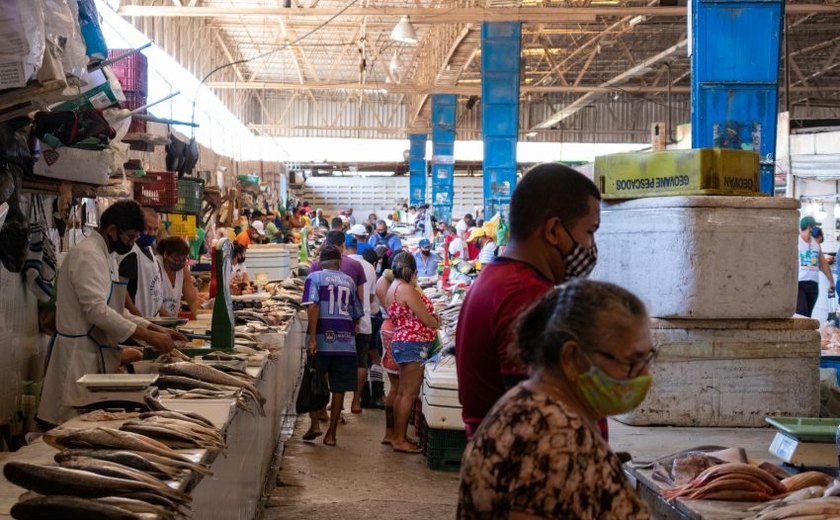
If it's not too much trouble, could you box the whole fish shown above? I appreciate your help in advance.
[3,462,177,499]
[129,417,224,446]
[93,496,178,520]
[139,410,215,429]
[54,450,186,480]
[43,427,194,463]
[157,362,265,404]
[10,495,141,520]
[119,423,215,450]
[154,375,232,392]
[55,456,190,502]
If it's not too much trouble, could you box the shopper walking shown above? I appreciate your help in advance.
[375,267,402,444]
[362,248,386,409]
[455,163,602,440]
[458,280,652,519]
[368,220,403,252]
[301,246,363,446]
[798,215,835,317]
[345,235,378,413]
[383,252,440,453]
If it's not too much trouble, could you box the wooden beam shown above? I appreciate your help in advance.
[117,4,838,19]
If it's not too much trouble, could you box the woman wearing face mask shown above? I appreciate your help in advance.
[156,237,203,318]
[459,280,653,519]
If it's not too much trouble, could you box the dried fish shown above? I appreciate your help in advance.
[781,472,834,493]
[55,457,190,504]
[54,450,188,480]
[139,410,215,429]
[662,463,785,502]
[78,410,140,422]
[93,496,179,520]
[43,427,194,463]
[158,362,265,414]
[10,495,141,520]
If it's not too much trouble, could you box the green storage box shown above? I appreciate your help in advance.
[595,148,762,200]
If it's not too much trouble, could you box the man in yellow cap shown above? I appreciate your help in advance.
[466,227,497,267]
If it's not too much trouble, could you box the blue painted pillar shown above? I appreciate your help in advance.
[691,0,784,194]
[408,133,427,207]
[431,94,456,224]
[481,22,521,218]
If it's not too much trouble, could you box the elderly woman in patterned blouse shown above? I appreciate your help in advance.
[458,279,657,520]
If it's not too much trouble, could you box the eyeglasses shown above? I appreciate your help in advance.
[585,347,658,379]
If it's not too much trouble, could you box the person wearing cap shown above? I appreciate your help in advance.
[301,245,363,446]
[413,238,440,278]
[798,215,834,317]
[348,223,372,255]
[250,220,267,244]
[466,227,497,267]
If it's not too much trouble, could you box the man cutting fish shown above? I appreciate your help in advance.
[38,200,186,427]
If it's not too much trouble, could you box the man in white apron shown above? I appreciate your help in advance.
[38,201,184,426]
[120,207,164,317]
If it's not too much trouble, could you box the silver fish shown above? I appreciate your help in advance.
[43,427,194,463]
[54,450,185,480]
[11,495,141,520]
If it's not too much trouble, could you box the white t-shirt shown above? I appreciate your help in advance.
[799,236,821,283]
[349,254,376,334]
[478,240,497,265]
[456,219,468,237]
[449,237,467,259]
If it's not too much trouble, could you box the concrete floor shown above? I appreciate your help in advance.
[265,396,778,520]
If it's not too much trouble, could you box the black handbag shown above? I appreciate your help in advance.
[295,353,330,414]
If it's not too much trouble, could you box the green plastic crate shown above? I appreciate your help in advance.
[175,177,204,214]
[425,424,467,472]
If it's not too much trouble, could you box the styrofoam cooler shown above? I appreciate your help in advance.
[421,355,464,430]
[591,196,800,319]
[278,244,301,270]
[616,317,820,427]
[247,245,290,281]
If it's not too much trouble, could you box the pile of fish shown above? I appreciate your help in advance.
[749,477,840,519]
[119,410,225,451]
[154,361,266,416]
[663,463,787,502]
[5,425,217,519]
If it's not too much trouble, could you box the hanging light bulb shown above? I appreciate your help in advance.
[390,16,418,44]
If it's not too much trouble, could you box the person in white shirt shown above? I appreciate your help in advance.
[456,213,476,239]
[345,235,379,413]
[797,215,835,317]
[467,227,497,267]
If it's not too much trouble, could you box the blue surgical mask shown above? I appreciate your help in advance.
[137,233,156,249]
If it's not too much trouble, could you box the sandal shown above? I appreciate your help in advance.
[302,430,323,442]
[392,444,423,454]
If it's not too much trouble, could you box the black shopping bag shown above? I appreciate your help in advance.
[295,353,330,414]
[829,298,840,328]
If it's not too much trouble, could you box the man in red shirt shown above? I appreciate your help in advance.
[455,163,602,439]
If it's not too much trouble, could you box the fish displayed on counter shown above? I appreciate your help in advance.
[54,449,204,480]
[749,496,840,519]
[43,427,197,464]
[662,463,786,502]
[3,462,191,507]
[157,362,266,415]
[78,410,141,422]
[119,415,225,451]
[10,495,146,520]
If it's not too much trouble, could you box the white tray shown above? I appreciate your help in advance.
[77,373,158,390]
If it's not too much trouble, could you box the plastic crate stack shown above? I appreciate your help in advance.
[108,49,148,133]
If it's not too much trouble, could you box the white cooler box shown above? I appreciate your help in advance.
[591,196,799,319]
[421,355,465,430]
[616,317,821,427]
[246,245,290,281]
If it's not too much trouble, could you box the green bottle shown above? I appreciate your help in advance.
[211,238,235,351]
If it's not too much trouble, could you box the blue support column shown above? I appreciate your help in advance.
[481,22,521,218]
[408,133,427,207]
[431,94,456,224]
[691,0,784,194]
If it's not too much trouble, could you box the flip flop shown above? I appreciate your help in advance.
[324,437,337,447]
[392,444,423,454]
[302,430,323,442]
[381,438,392,445]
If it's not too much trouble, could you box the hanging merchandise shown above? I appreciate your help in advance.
[23,196,57,303]
[33,109,116,150]
[166,133,200,177]
[44,0,88,80]
[0,0,45,90]
[0,123,32,273]
[76,0,108,61]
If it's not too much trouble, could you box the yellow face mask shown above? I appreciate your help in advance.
[576,352,652,417]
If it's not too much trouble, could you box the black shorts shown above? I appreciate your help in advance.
[355,333,372,369]
[316,354,357,393]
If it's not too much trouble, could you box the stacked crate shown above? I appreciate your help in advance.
[591,154,820,426]
[420,355,468,471]
[108,50,148,133]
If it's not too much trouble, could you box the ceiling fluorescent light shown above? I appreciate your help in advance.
[390,16,418,44]
[628,15,646,26]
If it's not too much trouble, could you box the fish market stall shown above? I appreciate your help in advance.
[0,274,307,519]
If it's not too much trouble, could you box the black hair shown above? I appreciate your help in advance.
[361,248,378,267]
[365,224,373,234]
[100,200,145,233]
[325,230,346,247]
[330,217,344,230]
[515,279,647,370]
[320,245,342,263]
[252,210,263,218]
[233,243,247,257]
[156,236,190,257]
[390,251,417,282]
[509,163,601,241]
[409,205,416,210]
